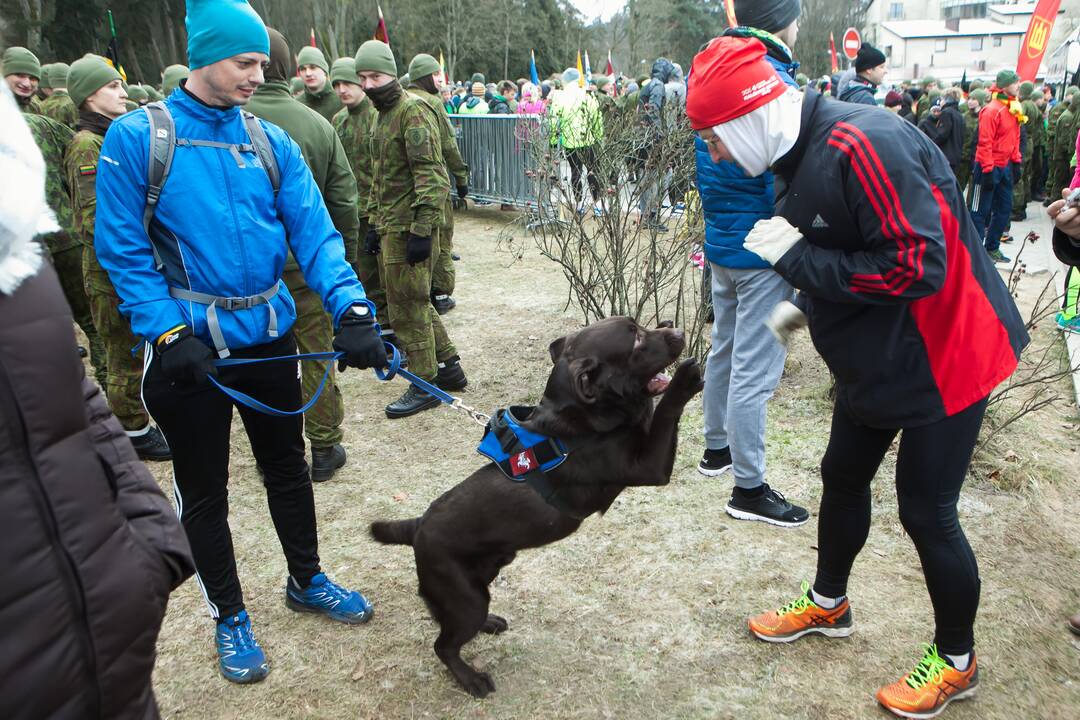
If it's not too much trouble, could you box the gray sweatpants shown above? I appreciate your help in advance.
[703,264,792,489]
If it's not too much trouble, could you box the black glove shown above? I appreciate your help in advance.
[456,184,469,200]
[333,306,387,371]
[1011,161,1022,184]
[363,226,380,256]
[157,326,217,386]
[977,165,994,191]
[405,232,432,265]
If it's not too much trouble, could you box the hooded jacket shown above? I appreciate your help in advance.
[639,58,675,126]
[0,250,194,718]
[94,87,372,351]
[696,27,799,269]
[838,74,877,106]
[769,90,1028,427]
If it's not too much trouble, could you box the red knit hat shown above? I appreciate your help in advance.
[686,36,788,131]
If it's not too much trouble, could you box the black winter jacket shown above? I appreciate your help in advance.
[918,97,965,170]
[771,90,1029,427]
[0,263,194,719]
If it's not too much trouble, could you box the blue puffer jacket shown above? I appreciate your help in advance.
[95,88,371,351]
[697,30,799,269]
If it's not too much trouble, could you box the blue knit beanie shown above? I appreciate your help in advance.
[185,0,269,70]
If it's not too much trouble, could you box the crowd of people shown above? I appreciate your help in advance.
[3,0,1080,717]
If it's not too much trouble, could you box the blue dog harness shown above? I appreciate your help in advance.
[477,407,588,519]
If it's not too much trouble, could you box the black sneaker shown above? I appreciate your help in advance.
[698,447,732,477]
[432,293,456,315]
[385,384,441,419]
[130,426,172,462]
[436,355,467,391]
[311,444,346,483]
[725,484,809,527]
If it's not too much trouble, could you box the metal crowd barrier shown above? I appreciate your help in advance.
[449,114,546,210]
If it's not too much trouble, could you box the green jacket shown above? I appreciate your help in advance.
[39,90,78,129]
[1021,98,1041,154]
[1053,108,1076,161]
[298,82,344,123]
[333,98,378,221]
[25,113,79,256]
[367,89,449,238]
[247,81,359,266]
[1047,101,1068,150]
[408,86,469,189]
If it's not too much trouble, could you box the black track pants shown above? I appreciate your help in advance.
[813,396,987,655]
[143,333,319,620]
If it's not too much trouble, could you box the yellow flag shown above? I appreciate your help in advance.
[576,49,584,87]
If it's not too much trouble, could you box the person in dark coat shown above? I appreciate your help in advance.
[0,82,194,720]
[687,36,1028,720]
[838,43,886,105]
[918,88,965,178]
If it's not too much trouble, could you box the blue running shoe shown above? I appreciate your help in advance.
[215,610,269,684]
[285,572,374,624]
[1057,312,1080,334]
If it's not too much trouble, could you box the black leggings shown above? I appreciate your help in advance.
[567,146,600,203]
[814,396,987,655]
[143,333,319,620]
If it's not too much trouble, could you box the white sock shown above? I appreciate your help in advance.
[945,652,971,671]
[811,589,843,609]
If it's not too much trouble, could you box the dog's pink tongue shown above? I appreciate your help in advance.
[647,372,670,395]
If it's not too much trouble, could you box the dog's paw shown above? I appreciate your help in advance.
[481,614,509,634]
[456,668,497,698]
[667,357,704,400]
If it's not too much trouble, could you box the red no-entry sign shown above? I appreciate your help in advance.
[842,27,861,61]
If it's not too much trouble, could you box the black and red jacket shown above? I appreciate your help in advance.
[772,90,1029,428]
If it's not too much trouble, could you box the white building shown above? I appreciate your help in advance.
[878,19,1024,82]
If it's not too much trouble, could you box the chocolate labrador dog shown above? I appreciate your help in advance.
[370,316,703,697]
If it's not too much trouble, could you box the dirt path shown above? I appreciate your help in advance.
[151,209,1080,719]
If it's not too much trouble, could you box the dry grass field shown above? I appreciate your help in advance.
[147,209,1080,719]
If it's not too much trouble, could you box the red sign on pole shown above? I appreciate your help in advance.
[842,27,861,61]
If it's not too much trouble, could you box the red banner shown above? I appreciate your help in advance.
[1015,0,1060,81]
[829,32,838,74]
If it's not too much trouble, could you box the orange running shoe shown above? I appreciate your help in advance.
[876,644,978,719]
[747,581,854,643]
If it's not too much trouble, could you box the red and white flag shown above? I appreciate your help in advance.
[374,4,390,46]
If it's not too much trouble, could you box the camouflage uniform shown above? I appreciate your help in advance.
[407,85,468,297]
[24,113,104,378]
[368,87,455,381]
[958,106,981,194]
[1013,88,1041,214]
[63,128,151,432]
[333,98,387,325]
[1048,102,1076,199]
[1045,99,1069,196]
[39,90,78,128]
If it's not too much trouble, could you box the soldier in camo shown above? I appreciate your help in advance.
[23,107,105,379]
[39,63,77,128]
[1047,90,1078,201]
[1011,81,1042,221]
[407,53,469,316]
[3,46,44,114]
[62,55,171,461]
[354,40,466,418]
[330,57,391,340]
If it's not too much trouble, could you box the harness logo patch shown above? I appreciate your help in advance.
[511,449,538,476]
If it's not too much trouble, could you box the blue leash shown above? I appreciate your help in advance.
[210,343,468,419]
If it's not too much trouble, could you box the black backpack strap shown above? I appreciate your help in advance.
[142,101,175,271]
[241,111,280,198]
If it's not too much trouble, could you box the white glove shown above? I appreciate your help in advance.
[744,216,803,265]
[765,300,808,347]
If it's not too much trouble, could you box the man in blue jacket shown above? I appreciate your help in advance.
[691,0,809,528]
[94,0,386,685]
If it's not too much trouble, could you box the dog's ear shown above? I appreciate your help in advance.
[569,357,599,404]
[548,336,567,364]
